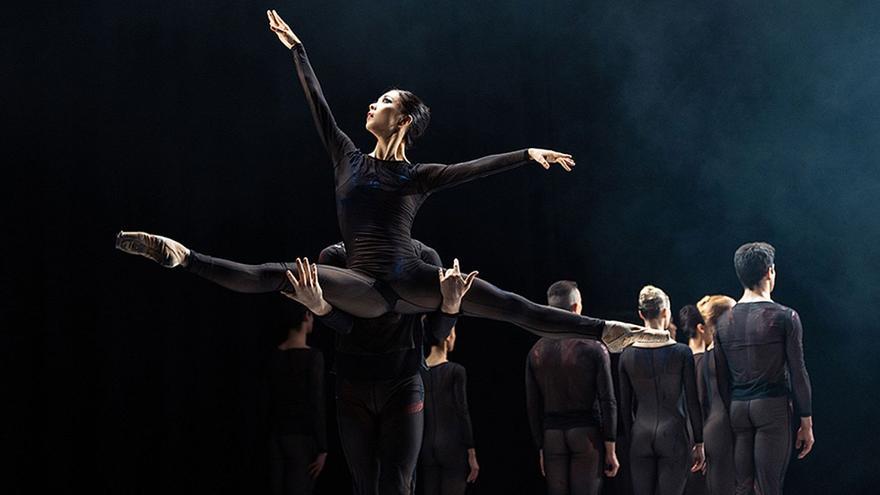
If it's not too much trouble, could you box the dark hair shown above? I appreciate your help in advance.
[678,304,704,340]
[279,300,310,330]
[547,280,580,310]
[392,88,430,148]
[734,242,776,289]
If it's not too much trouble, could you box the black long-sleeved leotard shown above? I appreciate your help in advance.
[619,343,703,495]
[619,344,703,444]
[181,44,607,340]
[713,301,812,417]
[525,338,617,447]
[292,44,531,277]
[180,43,607,339]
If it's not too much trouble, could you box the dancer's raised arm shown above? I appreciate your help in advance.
[267,10,357,172]
[414,148,576,194]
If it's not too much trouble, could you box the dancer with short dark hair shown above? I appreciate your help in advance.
[281,241,466,495]
[267,302,326,495]
[419,325,480,495]
[526,280,619,495]
[715,242,814,495]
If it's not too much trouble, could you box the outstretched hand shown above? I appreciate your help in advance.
[438,258,478,314]
[267,9,301,49]
[527,148,576,171]
[281,257,332,316]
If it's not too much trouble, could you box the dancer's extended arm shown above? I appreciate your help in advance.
[682,347,705,473]
[596,346,620,477]
[268,10,357,174]
[786,309,814,459]
[415,148,576,193]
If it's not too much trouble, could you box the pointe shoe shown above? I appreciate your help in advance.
[604,321,656,353]
[115,231,190,268]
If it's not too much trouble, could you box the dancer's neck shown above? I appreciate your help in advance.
[740,285,773,303]
[370,135,408,162]
[426,345,448,367]
[689,337,706,355]
[642,319,666,331]
[278,328,308,350]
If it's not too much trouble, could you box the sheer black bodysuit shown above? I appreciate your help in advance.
[183,44,606,339]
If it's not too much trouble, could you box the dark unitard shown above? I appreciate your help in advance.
[183,43,606,340]
[714,302,812,495]
[267,347,326,495]
[619,344,703,495]
[684,352,708,495]
[318,241,457,495]
[605,352,634,495]
[418,361,475,495]
[525,338,617,495]
[699,348,734,495]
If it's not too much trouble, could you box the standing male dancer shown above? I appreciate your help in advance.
[714,242,814,495]
[526,280,620,495]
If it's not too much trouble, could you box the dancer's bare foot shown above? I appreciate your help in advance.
[115,231,190,268]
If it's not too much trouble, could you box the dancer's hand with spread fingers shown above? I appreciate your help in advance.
[267,9,301,49]
[439,258,479,314]
[281,257,333,316]
[527,148,576,171]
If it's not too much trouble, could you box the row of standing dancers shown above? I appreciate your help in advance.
[113,9,814,495]
[524,242,814,495]
[263,241,813,495]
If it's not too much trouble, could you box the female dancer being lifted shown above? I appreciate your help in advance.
[116,10,665,351]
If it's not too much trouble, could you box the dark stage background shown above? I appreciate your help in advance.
[6,0,880,493]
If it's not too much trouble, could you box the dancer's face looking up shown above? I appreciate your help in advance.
[366,91,411,140]
[365,89,430,149]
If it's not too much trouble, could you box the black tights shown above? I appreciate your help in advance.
[336,374,424,495]
[543,427,604,495]
[629,425,690,495]
[269,433,317,495]
[186,251,605,339]
[729,397,792,495]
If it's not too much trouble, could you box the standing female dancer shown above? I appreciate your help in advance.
[619,286,705,495]
[677,305,707,495]
[714,243,814,495]
[419,325,479,495]
[695,295,736,495]
[115,9,668,351]
[267,302,327,495]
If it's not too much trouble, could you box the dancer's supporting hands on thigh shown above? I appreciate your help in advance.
[282,258,332,316]
[439,258,479,314]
